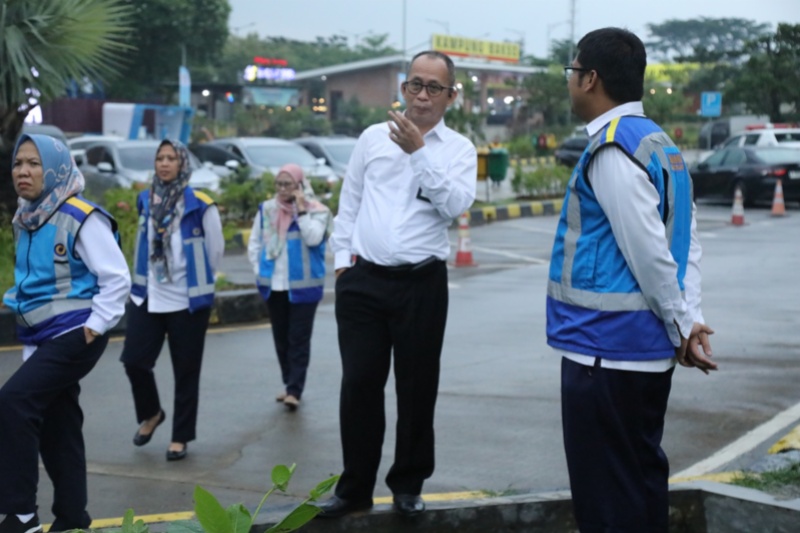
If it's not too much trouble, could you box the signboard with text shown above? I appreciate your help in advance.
[432,34,520,63]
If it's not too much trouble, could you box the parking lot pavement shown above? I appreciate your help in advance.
[2,204,799,527]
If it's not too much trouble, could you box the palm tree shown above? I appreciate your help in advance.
[0,0,131,216]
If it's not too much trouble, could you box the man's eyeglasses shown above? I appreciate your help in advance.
[564,66,592,80]
[275,181,296,190]
[403,80,454,97]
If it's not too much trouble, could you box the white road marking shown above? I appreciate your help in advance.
[449,241,549,264]
[504,221,559,234]
[671,399,800,479]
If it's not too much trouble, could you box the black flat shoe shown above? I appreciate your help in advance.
[314,495,373,519]
[393,494,425,517]
[166,443,188,461]
[133,410,165,447]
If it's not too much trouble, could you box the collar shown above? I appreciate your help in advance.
[424,117,448,141]
[585,102,645,138]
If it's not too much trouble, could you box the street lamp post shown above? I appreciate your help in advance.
[546,21,569,59]
[427,18,450,36]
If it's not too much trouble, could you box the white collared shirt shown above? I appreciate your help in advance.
[561,102,703,372]
[331,118,477,268]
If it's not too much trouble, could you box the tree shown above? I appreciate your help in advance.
[0,0,131,217]
[646,18,771,63]
[726,24,800,122]
[520,69,570,126]
[106,0,230,99]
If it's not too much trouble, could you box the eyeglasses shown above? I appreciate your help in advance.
[275,181,296,190]
[403,80,454,97]
[564,66,592,80]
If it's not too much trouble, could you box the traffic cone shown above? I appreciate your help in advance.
[454,212,477,267]
[771,179,786,217]
[731,186,745,226]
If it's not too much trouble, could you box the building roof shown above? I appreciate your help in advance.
[292,54,545,81]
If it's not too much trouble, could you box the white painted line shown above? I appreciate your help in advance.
[448,241,549,264]
[504,221,559,234]
[672,399,800,479]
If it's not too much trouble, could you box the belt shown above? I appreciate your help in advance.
[356,256,444,278]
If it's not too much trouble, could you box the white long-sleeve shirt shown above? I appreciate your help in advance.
[561,102,703,372]
[247,205,329,290]
[331,118,477,269]
[22,211,131,360]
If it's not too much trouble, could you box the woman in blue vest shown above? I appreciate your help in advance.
[247,164,332,410]
[0,134,130,533]
[120,139,223,461]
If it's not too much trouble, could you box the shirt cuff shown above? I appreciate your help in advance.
[85,314,109,336]
[668,312,696,348]
[409,145,431,170]
[334,250,354,270]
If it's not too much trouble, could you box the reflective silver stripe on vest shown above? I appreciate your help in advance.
[257,276,272,286]
[548,280,650,312]
[561,185,582,287]
[18,299,94,327]
[185,237,215,298]
[633,132,677,244]
[132,224,147,285]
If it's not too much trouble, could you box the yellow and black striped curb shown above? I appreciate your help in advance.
[468,198,564,227]
[227,199,565,248]
[768,423,800,454]
[510,156,556,167]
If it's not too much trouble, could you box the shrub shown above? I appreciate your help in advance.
[0,213,13,295]
[511,165,572,198]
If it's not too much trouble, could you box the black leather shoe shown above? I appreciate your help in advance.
[133,410,165,446]
[314,495,373,519]
[166,443,188,461]
[393,494,425,517]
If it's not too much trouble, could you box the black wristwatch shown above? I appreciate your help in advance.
[297,210,308,216]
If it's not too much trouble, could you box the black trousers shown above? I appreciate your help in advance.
[334,258,448,501]
[120,301,211,444]
[0,328,108,530]
[561,357,674,533]
[266,291,319,399]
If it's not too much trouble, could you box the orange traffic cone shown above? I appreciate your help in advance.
[731,186,745,226]
[454,212,477,267]
[771,179,786,217]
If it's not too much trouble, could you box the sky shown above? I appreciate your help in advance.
[227,0,799,60]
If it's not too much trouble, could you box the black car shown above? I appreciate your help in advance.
[691,146,800,206]
[554,136,589,167]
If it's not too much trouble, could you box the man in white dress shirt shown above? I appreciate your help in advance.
[547,28,717,532]
[317,50,477,519]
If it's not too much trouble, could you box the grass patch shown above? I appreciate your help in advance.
[728,462,800,500]
[471,197,524,208]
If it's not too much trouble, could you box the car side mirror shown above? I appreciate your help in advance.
[316,157,327,166]
[97,161,114,173]
[225,159,240,170]
[697,162,709,171]
[203,161,214,169]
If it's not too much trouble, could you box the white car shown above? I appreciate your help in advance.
[208,137,339,192]
[292,136,357,179]
[720,127,800,149]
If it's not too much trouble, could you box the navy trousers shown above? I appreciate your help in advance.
[265,291,319,399]
[120,301,211,444]
[334,259,448,501]
[0,328,108,530]
[561,357,674,533]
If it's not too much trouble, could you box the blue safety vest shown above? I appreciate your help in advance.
[547,116,694,360]
[255,201,327,304]
[3,196,118,345]
[131,188,216,312]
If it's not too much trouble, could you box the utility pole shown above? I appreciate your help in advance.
[401,0,407,73]
[566,0,577,126]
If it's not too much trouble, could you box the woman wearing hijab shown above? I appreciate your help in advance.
[120,139,223,461]
[0,134,130,533]
[248,164,333,410]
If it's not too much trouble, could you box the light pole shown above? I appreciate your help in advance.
[231,22,256,36]
[506,28,525,57]
[546,21,569,59]
[427,18,450,36]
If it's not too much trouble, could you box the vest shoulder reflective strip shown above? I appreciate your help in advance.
[65,196,94,215]
[193,190,215,206]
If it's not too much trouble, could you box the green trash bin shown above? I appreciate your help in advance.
[487,148,509,183]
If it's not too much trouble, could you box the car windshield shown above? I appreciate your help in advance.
[323,142,356,165]
[118,145,158,170]
[244,144,317,168]
[755,149,800,164]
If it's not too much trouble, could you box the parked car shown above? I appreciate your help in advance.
[77,138,220,198]
[293,136,358,178]
[207,137,339,193]
[691,146,800,206]
[554,136,589,167]
[21,123,68,146]
[189,143,247,178]
[719,127,800,150]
